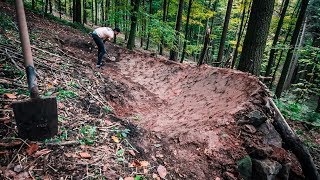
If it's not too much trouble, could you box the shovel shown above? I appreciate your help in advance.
[12,0,58,141]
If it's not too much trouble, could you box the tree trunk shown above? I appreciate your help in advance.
[146,0,152,50]
[169,0,184,61]
[231,0,247,69]
[32,0,35,10]
[83,0,87,24]
[275,0,309,98]
[127,0,140,50]
[284,17,307,90]
[94,0,97,25]
[91,0,94,24]
[237,0,275,76]
[101,0,104,25]
[269,1,301,88]
[73,0,81,23]
[105,0,110,26]
[159,0,167,55]
[45,0,49,14]
[180,0,192,63]
[114,1,118,44]
[49,0,52,13]
[198,28,210,66]
[264,0,289,78]
[59,0,61,19]
[216,0,233,67]
[269,99,320,180]
[140,0,145,47]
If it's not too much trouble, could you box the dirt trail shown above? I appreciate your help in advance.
[0,3,306,178]
[86,47,268,178]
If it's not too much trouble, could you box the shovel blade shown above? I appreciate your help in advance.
[12,97,58,141]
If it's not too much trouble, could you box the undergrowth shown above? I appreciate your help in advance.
[274,93,320,128]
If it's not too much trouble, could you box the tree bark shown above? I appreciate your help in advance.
[275,0,309,98]
[269,1,300,88]
[32,0,35,10]
[237,0,275,76]
[216,0,233,67]
[146,0,152,50]
[159,0,167,55]
[198,28,210,66]
[127,0,141,50]
[180,0,192,63]
[140,0,146,47]
[73,0,81,23]
[264,0,289,78]
[284,17,307,90]
[94,0,97,25]
[59,0,61,19]
[231,0,247,69]
[83,0,87,23]
[169,0,184,61]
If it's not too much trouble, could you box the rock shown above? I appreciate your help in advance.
[258,122,282,147]
[247,110,267,127]
[252,159,282,180]
[243,124,257,134]
[249,146,273,159]
[277,163,291,180]
[13,165,23,173]
[237,156,252,180]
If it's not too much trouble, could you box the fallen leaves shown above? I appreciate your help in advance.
[26,143,39,156]
[157,165,167,179]
[111,136,120,143]
[33,149,51,158]
[79,152,91,159]
[4,93,16,99]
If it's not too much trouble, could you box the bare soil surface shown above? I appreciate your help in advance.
[0,2,318,179]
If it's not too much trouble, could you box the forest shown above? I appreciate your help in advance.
[25,0,320,113]
[0,0,319,179]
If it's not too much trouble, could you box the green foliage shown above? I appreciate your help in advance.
[274,94,320,127]
[103,106,113,113]
[111,127,130,138]
[0,12,14,32]
[57,89,78,100]
[79,125,97,145]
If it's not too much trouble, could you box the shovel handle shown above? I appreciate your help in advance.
[15,0,39,98]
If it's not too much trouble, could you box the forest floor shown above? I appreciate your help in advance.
[0,2,319,179]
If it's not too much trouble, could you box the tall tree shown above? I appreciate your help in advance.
[231,0,247,68]
[159,0,167,55]
[264,0,290,78]
[237,0,275,75]
[180,0,193,63]
[127,0,141,50]
[146,0,152,50]
[73,0,81,23]
[275,0,309,98]
[216,0,233,67]
[198,28,211,66]
[169,0,184,61]
[284,18,307,90]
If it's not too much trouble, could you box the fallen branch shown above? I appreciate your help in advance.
[269,98,319,180]
[44,140,80,146]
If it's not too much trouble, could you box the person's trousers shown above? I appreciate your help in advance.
[92,33,106,65]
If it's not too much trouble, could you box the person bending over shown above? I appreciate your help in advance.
[91,27,120,68]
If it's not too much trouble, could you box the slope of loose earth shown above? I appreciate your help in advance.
[1,2,318,179]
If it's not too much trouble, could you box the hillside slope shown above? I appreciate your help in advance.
[0,2,310,179]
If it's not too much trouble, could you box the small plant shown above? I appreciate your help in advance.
[111,127,130,138]
[103,106,113,113]
[79,125,97,145]
[57,89,78,100]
